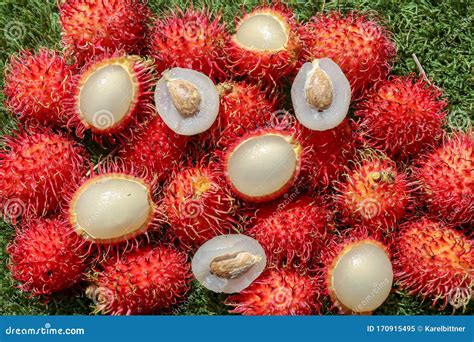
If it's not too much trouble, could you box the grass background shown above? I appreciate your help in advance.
[0,0,472,315]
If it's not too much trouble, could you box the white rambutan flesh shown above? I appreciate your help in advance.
[227,134,298,200]
[79,64,134,131]
[70,174,154,242]
[192,234,266,293]
[331,241,393,312]
[236,14,288,51]
[291,58,351,131]
[154,67,219,136]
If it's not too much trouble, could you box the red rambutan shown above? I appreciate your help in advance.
[301,11,396,98]
[3,49,73,126]
[393,219,473,310]
[65,53,155,144]
[246,195,330,267]
[88,244,191,315]
[356,76,448,160]
[226,268,321,315]
[59,0,151,63]
[66,163,160,245]
[335,155,412,232]
[8,217,87,296]
[161,164,238,249]
[148,7,229,81]
[0,130,88,221]
[118,116,188,183]
[321,229,393,314]
[226,3,302,84]
[416,132,473,226]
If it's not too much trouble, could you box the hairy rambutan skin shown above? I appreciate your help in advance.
[227,268,322,315]
[8,217,87,296]
[89,245,191,315]
[303,119,358,189]
[3,49,73,126]
[118,116,188,184]
[356,76,448,160]
[392,219,473,310]
[335,156,412,232]
[203,81,276,147]
[65,54,155,144]
[59,0,151,63]
[161,164,238,249]
[301,11,396,99]
[246,195,330,267]
[0,130,89,221]
[149,8,229,81]
[416,133,473,226]
[226,3,302,84]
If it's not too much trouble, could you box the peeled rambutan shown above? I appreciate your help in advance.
[301,11,396,98]
[393,219,473,310]
[226,268,321,315]
[59,0,150,63]
[203,81,276,147]
[416,133,473,226]
[246,195,330,267]
[8,217,87,296]
[87,244,191,315]
[148,7,229,81]
[226,3,302,83]
[321,229,393,314]
[161,164,238,249]
[335,155,412,232]
[303,118,358,189]
[221,127,305,202]
[65,53,155,144]
[356,76,448,160]
[0,130,88,221]
[118,116,188,183]
[66,163,160,244]
[3,49,73,126]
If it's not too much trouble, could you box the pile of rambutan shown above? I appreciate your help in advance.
[1,0,472,317]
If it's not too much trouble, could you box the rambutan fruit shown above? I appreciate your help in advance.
[321,229,393,314]
[203,81,276,147]
[66,163,160,244]
[301,11,396,98]
[0,130,88,221]
[291,58,351,131]
[335,155,411,232]
[59,0,151,63]
[87,244,191,315]
[246,195,330,267]
[8,217,87,296]
[226,268,321,315]
[3,49,73,126]
[356,75,448,160]
[118,116,188,183]
[303,118,358,189]
[226,3,302,84]
[221,128,304,202]
[161,164,238,249]
[154,67,219,136]
[148,7,229,81]
[65,54,155,144]
[392,219,473,310]
[192,234,267,293]
[416,133,473,226]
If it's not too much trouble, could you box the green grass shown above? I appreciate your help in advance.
[0,0,472,315]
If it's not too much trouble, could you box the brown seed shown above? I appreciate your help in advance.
[167,79,201,116]
[210,251,261,279]
[305,62,333,111]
